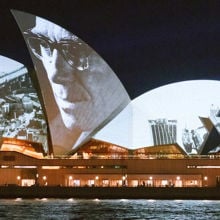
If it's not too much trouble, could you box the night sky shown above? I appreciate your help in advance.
[1,0,220,99]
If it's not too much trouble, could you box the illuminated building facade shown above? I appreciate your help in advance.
[0,138,219,188]
[0,11,219,191]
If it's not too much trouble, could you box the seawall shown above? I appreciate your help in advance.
[0,186,219,200]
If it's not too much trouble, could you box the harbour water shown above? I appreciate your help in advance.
[0,199,219,219]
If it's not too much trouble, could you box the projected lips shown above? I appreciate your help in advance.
[12,10,130,155]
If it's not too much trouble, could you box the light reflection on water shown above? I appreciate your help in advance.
[0,199,219,219]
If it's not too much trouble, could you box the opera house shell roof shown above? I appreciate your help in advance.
[0,10,219,157]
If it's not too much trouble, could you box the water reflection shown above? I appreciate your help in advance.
[0,199,219,219]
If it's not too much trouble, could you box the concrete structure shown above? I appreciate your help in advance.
[0,138,219,188]
[0,11,217,197]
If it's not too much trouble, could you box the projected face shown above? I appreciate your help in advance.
[24,18,94,130]
[13,11,130,154]
[24,17,129,131]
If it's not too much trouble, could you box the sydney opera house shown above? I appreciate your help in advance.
[0,10,219,190]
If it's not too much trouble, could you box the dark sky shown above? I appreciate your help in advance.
[1,0,220,99]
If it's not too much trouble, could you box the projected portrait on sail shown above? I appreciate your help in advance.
[12,11,130,155]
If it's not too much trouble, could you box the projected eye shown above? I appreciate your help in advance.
[61,43,78,66]
[61,42,89,68]
[27,37,51,59]
[24,30,89,68]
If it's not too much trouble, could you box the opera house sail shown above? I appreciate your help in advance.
[12,10,130,156]
[0,55,48,156]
